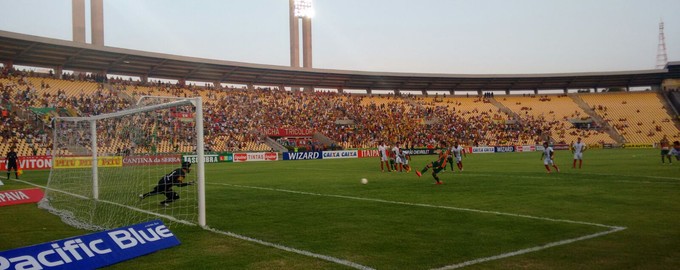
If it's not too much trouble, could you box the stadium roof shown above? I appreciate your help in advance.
[1,30,679,91]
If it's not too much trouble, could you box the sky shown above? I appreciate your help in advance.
[0,0,679,75]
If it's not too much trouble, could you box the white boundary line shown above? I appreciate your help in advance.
[210,182,627,269]
[432,226,625,270]
[5,177,195,226]
[464,173,680,185]
[204,227,375,270]
[276,166,680,183]
[2,177,375,270]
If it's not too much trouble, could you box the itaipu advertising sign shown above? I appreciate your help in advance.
[0,220,180,270]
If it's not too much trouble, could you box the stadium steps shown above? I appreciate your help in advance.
[103,83,136,104]
[570,94,625,144]
[313,132,337,149]
[660,92,680,131]
[488,97,522,122]
[264,137,288,152]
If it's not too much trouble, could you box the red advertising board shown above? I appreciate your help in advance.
[233,153,247,162]
[123,155,182,166]
[0,188,44,207]
[358,149,380,158]
[233,152,278,162]
[264,127,314,137]
[515,145,536,152]
[0,156,52,170]
[553,144,570,150]
[264,152,278,161]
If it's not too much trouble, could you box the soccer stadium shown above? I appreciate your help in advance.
[1,1,680,269]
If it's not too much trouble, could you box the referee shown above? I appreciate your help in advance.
[6,146,19,179]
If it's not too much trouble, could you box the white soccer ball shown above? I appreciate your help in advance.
[361,178,368,184]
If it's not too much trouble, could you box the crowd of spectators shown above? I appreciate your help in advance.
[5,67,674,155]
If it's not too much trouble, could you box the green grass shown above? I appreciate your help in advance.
[1,148,680,269]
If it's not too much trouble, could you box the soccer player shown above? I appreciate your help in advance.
[660,135,672,164]
[140,161,194,206]
[392,142,404,172]
[572,137,586,169]
[448,141,466,172]
[402,150,412,173]
[541,142,560,173]
[415,141,449,184]
[378,141,391,172]
[668,141,680,161]
[6,146,19,179]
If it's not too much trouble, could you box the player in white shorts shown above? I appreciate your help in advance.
[571,137,586,169]
[447,141,466,172]
[402,150,411,172]
[392,142,404,172]
[668,141,680,161]
[541,142,560,173]
[378,141,391,172]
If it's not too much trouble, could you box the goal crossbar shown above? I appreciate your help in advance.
[49,97,206,228]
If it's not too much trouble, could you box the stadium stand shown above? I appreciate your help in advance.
[580,92,680,144]
[496,95,616,145]
[2,65,680,155]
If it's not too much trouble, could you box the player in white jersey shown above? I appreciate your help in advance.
[402,150,412,172]
[668,141,680,161]
[541,142,560,173]
[571,137,586,169]
[378,141,391,172]
[447,141,466,172]
[392,142,404,172]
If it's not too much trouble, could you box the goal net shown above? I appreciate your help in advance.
[40,97,206,230]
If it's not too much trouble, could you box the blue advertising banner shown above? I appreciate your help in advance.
[283,151,323,160]
[0,220,180,270]
[494,146,515,153]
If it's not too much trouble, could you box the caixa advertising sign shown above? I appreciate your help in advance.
[471,147,495,153]
[322,150,358,159]
[0,220,179,270]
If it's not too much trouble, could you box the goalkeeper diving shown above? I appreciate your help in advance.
[139,161,195,206]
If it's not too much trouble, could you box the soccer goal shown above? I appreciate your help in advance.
[40,97,206,230]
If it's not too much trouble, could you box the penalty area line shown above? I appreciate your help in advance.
[212,182,627,269]
[431,226,626,270]
[212,182,623,229]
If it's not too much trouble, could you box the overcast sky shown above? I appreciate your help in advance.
[0,0,678,74]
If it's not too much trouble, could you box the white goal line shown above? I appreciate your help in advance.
[2,177,375,270]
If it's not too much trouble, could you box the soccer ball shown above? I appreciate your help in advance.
[361,178,368,184]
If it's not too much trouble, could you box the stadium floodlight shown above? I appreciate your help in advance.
[293,0,314,18]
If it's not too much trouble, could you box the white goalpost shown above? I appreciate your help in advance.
[40,97,206,230]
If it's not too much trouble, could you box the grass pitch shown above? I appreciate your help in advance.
[1,148,680,269]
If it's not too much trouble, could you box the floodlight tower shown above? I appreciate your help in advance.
[656,19,668,69]
[71,0,104,46]
[290,0,314,68]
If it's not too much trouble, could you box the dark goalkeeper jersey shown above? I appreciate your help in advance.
[158,168,189,187]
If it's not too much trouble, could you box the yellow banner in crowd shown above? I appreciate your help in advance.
[53,156,123,169]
